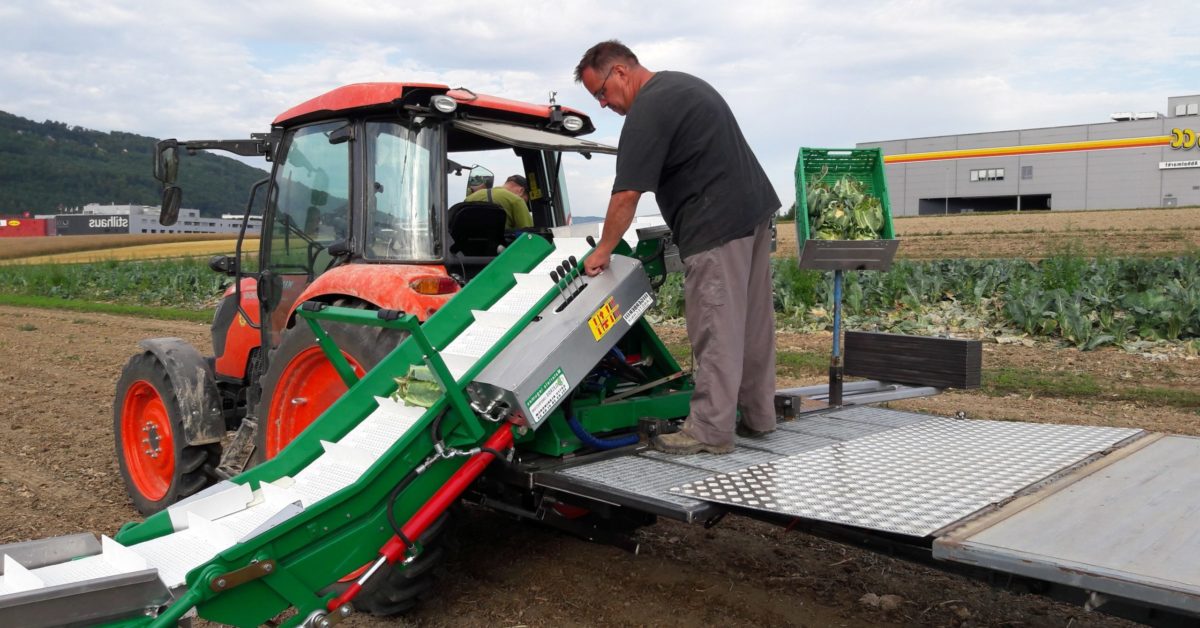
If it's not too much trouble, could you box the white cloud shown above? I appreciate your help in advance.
[0,0,1196,216]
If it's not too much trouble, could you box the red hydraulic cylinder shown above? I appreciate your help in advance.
[327,425,514,612]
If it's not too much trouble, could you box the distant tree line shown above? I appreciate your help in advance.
[0,111,267,217]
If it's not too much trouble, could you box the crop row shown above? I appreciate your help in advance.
[657,251,1200,349]
[0,252,1195,350]
[0,258,224,310]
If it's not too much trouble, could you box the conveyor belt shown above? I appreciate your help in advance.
[0,236,601,626]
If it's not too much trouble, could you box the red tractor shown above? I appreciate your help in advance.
[114,83,614,514]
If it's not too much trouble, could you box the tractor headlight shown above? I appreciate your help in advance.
[562,115,584,132]
[431,95,458,114]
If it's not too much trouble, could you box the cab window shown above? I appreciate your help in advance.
[266,121,351,274]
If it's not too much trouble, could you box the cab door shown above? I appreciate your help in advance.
[259,120,353,347]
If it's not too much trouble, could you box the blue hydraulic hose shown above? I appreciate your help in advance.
[566,414,639,450]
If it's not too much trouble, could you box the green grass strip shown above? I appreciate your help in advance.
[777,350,826,377]
[984,367,1200,411]
[0,293,212,323]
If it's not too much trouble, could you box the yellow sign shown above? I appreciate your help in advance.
[1170,128,1197,150]
[588,296,620,341]
[527,171,543,201]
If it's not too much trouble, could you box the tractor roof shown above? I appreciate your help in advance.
[273,82,594,132]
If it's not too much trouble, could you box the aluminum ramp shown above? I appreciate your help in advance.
[535,406,946,523]
[933,433,1200,618]
[538,406,1200,621]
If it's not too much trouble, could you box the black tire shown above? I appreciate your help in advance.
[252,301,407,465]
[351,510,456,616]
[113,352,219,515]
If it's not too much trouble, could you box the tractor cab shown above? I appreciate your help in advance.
[122,84,616,514]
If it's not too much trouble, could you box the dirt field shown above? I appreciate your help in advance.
[3,306,1195,627]
[776,207,1200,260]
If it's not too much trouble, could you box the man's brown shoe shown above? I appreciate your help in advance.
[650,431,734,455]
[735,423,776,438]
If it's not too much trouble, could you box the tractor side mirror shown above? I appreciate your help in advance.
[154,140,180,184]
[208,254,237,276]
[160,185,182,226]
[465,165,494,197]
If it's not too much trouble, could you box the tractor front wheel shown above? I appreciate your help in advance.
[114,352,219,515]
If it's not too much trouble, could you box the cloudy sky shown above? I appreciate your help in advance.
[2,0,1196,217]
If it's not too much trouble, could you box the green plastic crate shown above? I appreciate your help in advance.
[794,147,895,244]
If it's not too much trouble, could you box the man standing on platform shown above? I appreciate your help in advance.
[575,40,780,455]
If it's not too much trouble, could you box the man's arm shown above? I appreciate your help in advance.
[584,189,641,276]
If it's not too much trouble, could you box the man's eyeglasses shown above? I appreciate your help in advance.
[592,65,617,101]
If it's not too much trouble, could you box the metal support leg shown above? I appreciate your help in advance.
[829,270,844,407]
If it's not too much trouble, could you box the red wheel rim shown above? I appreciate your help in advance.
[265,347,364,459]
[120,380,175,501]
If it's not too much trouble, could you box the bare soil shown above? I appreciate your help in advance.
[4,305,1195,627]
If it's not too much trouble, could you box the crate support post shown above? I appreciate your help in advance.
[829,269,844,407]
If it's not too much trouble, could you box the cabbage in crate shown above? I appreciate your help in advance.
[807,165,885,240]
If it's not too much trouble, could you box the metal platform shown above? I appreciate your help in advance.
[534,406,940,523]
[670,415,1142,537]
[577,405,1200,621]
[935,433,1200,616]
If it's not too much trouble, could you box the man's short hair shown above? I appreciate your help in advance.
[574,40,639,83]
[506,174,529,192]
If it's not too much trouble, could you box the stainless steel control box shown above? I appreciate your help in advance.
[467,255,655,429]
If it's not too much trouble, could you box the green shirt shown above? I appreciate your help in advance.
[463,187,533,229]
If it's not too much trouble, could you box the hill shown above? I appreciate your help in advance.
[0,110,267,218]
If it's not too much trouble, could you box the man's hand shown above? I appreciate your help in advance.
[584,246,612,276]
[585,189,642,277]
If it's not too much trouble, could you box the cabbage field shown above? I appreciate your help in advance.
[656,251,1200,350]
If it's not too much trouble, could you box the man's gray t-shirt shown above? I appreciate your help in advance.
[613,71,780,258]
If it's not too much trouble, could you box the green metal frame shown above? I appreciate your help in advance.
[101,234,692,626]
[110,235,555,627]
[519,318,692,456]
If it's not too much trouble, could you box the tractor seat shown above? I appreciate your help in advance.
[448,200,507,257]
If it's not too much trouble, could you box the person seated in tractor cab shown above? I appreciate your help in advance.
[463,174,534,230]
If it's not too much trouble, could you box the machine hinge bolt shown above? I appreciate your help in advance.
[215,578,227,589]
[262,562,273,572]
[318,619,331,628]
[339,605,352,617]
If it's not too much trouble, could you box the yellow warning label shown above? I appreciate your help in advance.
[588,296,620,341]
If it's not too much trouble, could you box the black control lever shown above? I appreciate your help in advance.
[549,270,567,301]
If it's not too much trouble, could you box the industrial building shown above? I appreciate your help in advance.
[45,204,261,236]
[858,94,1200,216]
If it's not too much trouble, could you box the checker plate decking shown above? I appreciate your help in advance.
[536,407,938,522]
[670,417,1142,536]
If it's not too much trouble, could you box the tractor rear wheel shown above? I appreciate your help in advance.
[255,305,457,616]
[254,304,406,462]
[114,352,219,515]
[346,510,457,616]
